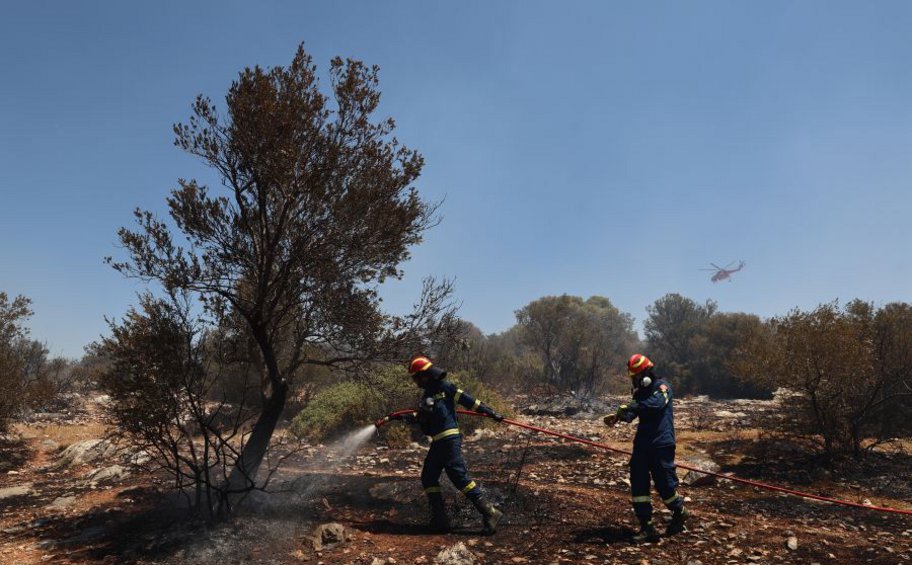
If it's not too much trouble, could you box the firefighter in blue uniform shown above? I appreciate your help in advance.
[383,356,505,534]
[604,353,689,542]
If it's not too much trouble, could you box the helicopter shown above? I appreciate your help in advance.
[701,260,745,283]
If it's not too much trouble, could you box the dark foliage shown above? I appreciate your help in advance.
[106,44,459,506]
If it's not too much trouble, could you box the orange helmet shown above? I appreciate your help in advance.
[408,356,434,374]
[408,355,447,380]
[627,354,654,377]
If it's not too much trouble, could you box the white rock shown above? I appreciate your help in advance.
[56,439,118,468]
[39,440,59,452]
[681,456,721,487]
[127,451,152,466]
[0,484,33,500]
[89,465,129,483]
[310,522,349,551]
[434,542,477,565]
[48,495,77,510]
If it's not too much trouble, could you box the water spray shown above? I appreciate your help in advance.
[376,409,912,517]
[333,424,380,458]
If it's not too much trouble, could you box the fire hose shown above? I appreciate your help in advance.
[376,409,912,517]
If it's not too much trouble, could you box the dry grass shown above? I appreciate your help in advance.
[13,421,109,448]
[678,428,761,443]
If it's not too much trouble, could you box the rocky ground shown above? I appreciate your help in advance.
[1,393,911,564]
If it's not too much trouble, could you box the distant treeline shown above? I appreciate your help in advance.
[3,289,911,460]
[428,292,766,399]
[427,293,912,458]
[0,292,100,432]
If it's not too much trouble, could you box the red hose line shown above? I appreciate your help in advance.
[377,408,912,516]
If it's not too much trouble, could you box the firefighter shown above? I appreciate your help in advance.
[385,355,505,534]
[604,353,689,542]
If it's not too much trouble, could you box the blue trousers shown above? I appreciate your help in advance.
[421,436,480,501]
[629,444,683,522]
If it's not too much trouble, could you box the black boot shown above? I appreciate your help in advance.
[632,519,660,543]
[470,496,503,535]
[427,492,450,533]
[665,507,689,536]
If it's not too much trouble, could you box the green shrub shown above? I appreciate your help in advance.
[291,365,512,445]
[290,365,412,442]
[290,380,379,441]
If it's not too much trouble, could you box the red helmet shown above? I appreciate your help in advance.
[408,355,447,380]
[408,356,434,374]
[627,354,654,377]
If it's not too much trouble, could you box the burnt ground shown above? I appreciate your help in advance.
[1,396,911,564]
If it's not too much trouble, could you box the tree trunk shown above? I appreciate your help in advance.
[221,378,288,512]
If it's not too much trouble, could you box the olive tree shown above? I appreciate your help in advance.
[107,45,458,509]
[516,295,637,397]
[643,293,717,393]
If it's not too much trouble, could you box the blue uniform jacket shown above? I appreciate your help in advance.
[413,379,485,442]
[621,378,676,448]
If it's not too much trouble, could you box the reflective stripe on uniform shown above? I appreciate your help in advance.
[652,389,669,407]
[663,492,680,504]
[425,486,442,494]
[454,389,464,404]
[431,428,461,442]
[461,481,477,494]
[631,495,651,503]
[471,399,481,410]
[433,392,446,400]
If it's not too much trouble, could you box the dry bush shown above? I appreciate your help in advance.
[96,293,294,517]
[735,300,912,460]
[0,292,31,432]
[0,293,74,430]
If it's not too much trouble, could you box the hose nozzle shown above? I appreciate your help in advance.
[375,416,390,428]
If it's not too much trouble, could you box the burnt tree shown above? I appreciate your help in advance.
[108,45,457,510]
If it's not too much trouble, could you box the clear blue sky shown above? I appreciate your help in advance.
[2,1,911,359]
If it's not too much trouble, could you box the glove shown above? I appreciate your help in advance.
[617,402,638,423]
[479,405,504,422]
[603,413,618,427]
